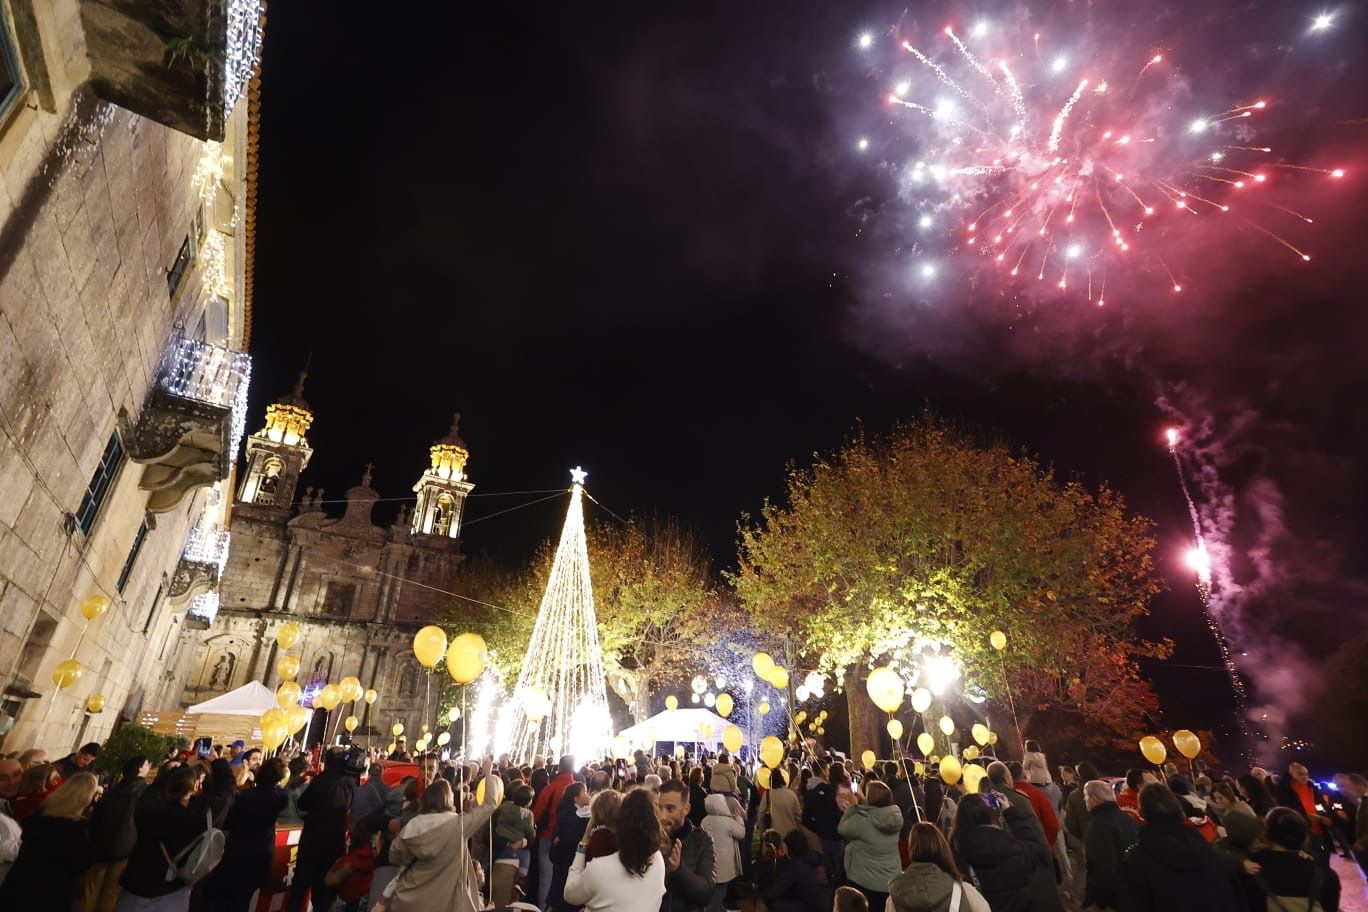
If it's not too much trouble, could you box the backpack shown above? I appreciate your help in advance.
[161,809,225,886]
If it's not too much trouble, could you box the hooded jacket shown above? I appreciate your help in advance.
[1083,801,1140,910]
[709,764,739,795]
[838,802,904,892]
[951,824,1033,912]
[888,862,992,912]
[1118,821,1243,912]
[387,782,500,912]
[700,794,745,884]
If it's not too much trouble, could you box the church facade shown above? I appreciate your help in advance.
[183,387,475,742]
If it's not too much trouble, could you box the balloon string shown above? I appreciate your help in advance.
[997,655,1024,749]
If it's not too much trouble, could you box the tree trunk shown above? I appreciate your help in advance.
[846,667,881,760]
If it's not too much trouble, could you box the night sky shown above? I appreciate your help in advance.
[249,1,1368,759]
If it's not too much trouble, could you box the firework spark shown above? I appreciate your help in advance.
[860,18,1343,305]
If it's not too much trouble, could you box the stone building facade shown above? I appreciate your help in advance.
[0,0,263,752]
[183,402,477,742]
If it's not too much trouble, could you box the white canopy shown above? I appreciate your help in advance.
[186,681,277,716]
[617,708,734,746]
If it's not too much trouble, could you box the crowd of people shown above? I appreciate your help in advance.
[0,731,1362,912]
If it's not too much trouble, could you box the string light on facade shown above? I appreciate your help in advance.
[504,469,612,761]
[223,0,265,109]
[159,336,253,463]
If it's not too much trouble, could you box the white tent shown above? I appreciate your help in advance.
[617,708,734,747]
[186,681,278,717]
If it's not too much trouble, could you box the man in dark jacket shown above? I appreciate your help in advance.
[86,754,149,909]
[285,749,357,912]
[801,771,844,887]
[658,779,716,912]
[1119,783,1242,912]
[987,761,1062,912]
[762,829,831,912]
[54,742,101,780]
[120,758,236,904]
[1083,779,1139,911]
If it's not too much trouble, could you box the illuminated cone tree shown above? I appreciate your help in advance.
[505,468,612,761]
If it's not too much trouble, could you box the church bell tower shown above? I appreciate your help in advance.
[236,373,314,515]
[411,413,474,538]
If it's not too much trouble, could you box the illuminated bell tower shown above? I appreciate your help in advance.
[237,373,314,513]
[411,413,474,538]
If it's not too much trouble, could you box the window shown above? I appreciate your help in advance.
[167,234,194,297]
[116,519,150,593]
[322,581,355,617]
[0,8,23,123]
[141,584,164,635]
[74,432,124,535]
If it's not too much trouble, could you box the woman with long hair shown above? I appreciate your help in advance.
[889,822,990,912]
[1236,774,1277,819]
[584,789,622,862]
[563,787,666,912]
[948,794,1033,912]
[0,771,97,907]
[386,760,502,912]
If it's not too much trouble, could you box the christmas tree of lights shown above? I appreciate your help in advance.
[504,468,612,761]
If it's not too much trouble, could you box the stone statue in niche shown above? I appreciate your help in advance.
[310,652,334,684]
[399,666,416,697]
[209,651,235,688]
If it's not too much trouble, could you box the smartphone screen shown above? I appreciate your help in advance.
[194,737,213,759]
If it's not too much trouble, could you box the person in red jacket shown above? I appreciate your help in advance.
[1009,761,1060,847]
[532,756,578,909]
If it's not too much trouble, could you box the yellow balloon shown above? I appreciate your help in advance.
[364,688,378,705]
[760,735,785,769]
[861,749,877,770]
[52,659,83,689]
[612,736,632,760]
[437,732,451,746]
[262,722,288,750]
[339,676,363,703]
[756,767,773,790]
[962,763,987,793]
[277,681,303,708]
[963,745,980,760]
[866,666,905,713]
[392,722,405,737]
[522,686,552,722]
[752,652,775,678]
[317,684,342,711]
[448,706,461,723]
[387,742,397,754]
[421,724,430,734]
[286,706,310,733]
[675,745,685,759]
[446,632,488,684]
[699,722,713,740]
[716,693,734,718]
[413,625,448,669]
[476,775,504,806]
[665,694,679,711]
[80,594,111,621]
[887,719,904,740]
[988,732,998,745]
[277,655,301,682]
[276,622,301,650]
[990,630,1007,651]
[971,723,991,746]
[940,754,963,786]
[795,711,807,724]
[917,732,935,755]
[758,700,770,716]
[1173,729,1202,760]
[911,687,932,714]
[722,724,744,753]
[85,692,106,713]
[344,715,359,733]
[769,666,790,690]
[260,707,286,728]
[1139,735,1167,766]
[939,715,955,736]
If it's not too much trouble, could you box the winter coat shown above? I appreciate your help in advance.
[888,862,992,912]
[709,764,739,795]
[761,849,830,912]
[662,818,715,912]
[0,814,93,908]
[565,849,667,912]
[700,794,744,884]
[121,758,237,898]
[951,824,1033,912]
[1118,821,1243,912]
[89,775,147,862]
[802,782,841,840]
[532,771,576,842]
[838,802,904,893]
[296,767,356,865]
[1083,801,1140,910]
[494,799,536,847]
[1022,751,1052,786]
[1015,782,1060,846]
[208,785,287,895]
[996,784,1063,912]
[760,785,802,837]
[891,777,928,837]
[1248,848,1340,912]
[1064,785,1090,842]
[387,782,499,912]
